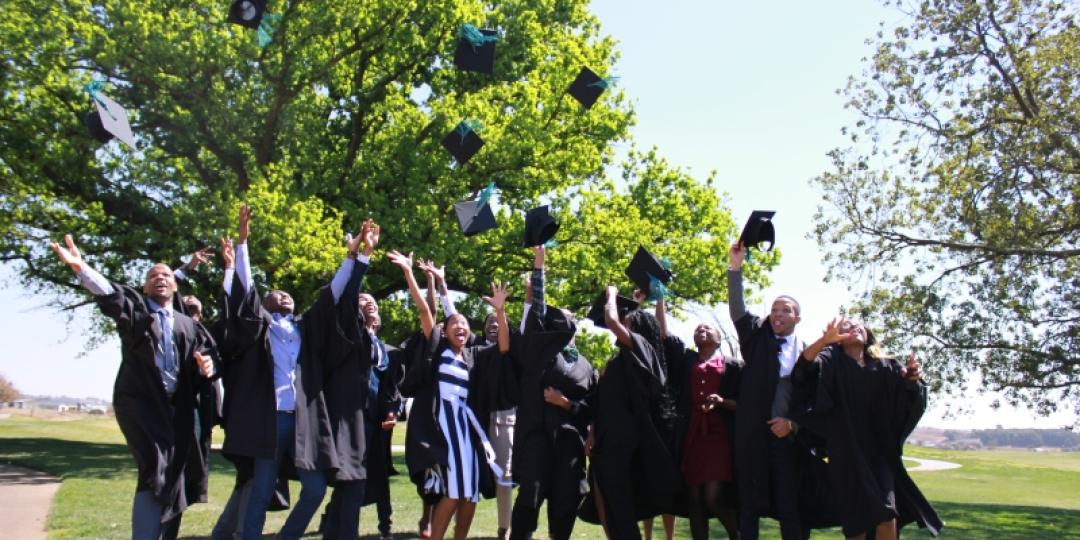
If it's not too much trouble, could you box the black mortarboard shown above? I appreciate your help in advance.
[567,67,613,109]
[441,120,484,164]
[522,205,559,247]
[84,111,113,144]
[739,210,776,251]
[454,183,497,236]
[625,246,673,295]
[453,25,497,74]
[228,0,267,29]
[586,292,639,329]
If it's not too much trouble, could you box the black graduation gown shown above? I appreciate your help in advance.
[400,327,516,501]
[95,281,214,522]
[362,341,403,506]
[511,305,597,491]
[810,346,943,537]
[217,273,338,472]
[731,312,804,514]
[583,333,681,524]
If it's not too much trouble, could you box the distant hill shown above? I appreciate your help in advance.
[910,426,1080,450]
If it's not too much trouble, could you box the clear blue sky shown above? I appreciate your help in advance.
[0,0,1073,428]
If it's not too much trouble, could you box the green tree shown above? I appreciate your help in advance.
[813,0,1079,416]
[0,0,775,346]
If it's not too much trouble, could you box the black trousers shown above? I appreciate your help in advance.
[509,430,587,540]
[739,435,806,540]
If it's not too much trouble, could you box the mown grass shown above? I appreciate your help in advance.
[2,414,1079,538]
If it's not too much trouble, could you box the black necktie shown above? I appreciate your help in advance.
[776,337,786,354]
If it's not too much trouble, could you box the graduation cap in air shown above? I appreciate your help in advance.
[586,291,639,329]
[453,182,497,236]
[441,120,484,164]
[453,24,498,74]
[739,210,776,251]
[227,0,267,29]
[523,205,559,247]
[567,67,616,109]
[625,246,673,297]
[84,86,136,150]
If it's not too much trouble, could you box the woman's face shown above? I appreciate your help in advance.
[446,314,471,350]
[839,319,867,346]
[693,323,721,349]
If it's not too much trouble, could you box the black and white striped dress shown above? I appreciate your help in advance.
[437,348,481,501]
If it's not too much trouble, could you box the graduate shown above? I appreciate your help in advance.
[657,296,741,540]
[586,285,681,540]
[390,250,514,540]
[50,235,217,540]
[358,310,404,540]
[216,205,370,540]
[727,241,810,540]
[317,219,385,540]
[508,246,598,540]
[797,318,943,540]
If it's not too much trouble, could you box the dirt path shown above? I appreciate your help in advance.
[0,463,61,540]
[905,456,962,472]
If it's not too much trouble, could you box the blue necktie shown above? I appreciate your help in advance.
[157,308,176,374]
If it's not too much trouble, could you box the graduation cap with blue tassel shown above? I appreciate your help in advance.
[454,23,499,74]
[441,119,485,164]
[567,67,618,109]
[625,246,674,301]
[453,181,498,236]
[228,0,281,48]
[83,79,136,150]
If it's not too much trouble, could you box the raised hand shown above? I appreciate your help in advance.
[605,285,619,303]
[237,204,251,244]
[194,351,215,378]
[361,219,380,256]
[532,244,545,269]
[186,247,214,272]
[903,351,922,382]
[522,273,533,305]
[631,288,646,304]
[387,250,414,272]
[482,281,510,312]
[822,317,852,344]
[346,220,366,255]
[220,237,235,269]
[729,241,746,271]
[50,234,85,273]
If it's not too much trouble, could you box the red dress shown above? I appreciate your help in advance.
[681,355,733,486]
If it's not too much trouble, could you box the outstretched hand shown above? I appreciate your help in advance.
[220,237,235,269]
[729,241,746,270]
[50,234,85,273]
[417,259,446,283]
[903,351,922,382]
[186,247,214,272]
[483,281,510,311]
[238,204,251,243]
[387,250,414,273]
[532,244,545,269]
[361,219,380,256]
[821,317,853,344]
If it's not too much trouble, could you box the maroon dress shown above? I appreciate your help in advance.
[681,355,733,486]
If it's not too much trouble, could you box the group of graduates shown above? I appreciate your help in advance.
[49,204,944,540]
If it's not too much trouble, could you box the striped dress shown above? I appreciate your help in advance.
[437,348,481,501]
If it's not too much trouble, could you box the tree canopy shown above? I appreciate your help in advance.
[813,0,1079,417]
[0,0,775,351]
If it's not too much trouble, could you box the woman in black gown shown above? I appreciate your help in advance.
[798,318,942,540]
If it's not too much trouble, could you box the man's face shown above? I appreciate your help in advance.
[357,293,378,317]
[769,297,801,337]
[483,314,499,343]
[264,290,295,315]
[142,264,177,304]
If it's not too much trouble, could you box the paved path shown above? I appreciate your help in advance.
[905,456,962,472]
[0,463,61,540]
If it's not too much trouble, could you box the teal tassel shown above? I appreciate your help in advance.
[562,344,579,362]
[257,14,282,48]
[477,181,496,207]
[660,257,673,271]
[544,238,558,249]
[459,23,498,49]
[647,273,671,302]
[587,76,619,89]
[84,79,116,121]
[455,119,481,143]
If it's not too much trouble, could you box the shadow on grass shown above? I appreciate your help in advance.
[921,501,1080,539]
[0,438,238,480]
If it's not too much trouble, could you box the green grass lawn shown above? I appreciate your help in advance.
[2,413,1079,539]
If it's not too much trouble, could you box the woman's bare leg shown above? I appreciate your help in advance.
[430,496,459,540]
[452,501,477,540]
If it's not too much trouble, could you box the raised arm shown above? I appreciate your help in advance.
[482,281,511,353]
[656,295,668,338]
[421,261,438,317]
[800,317,851,363]
[235,205,255,294]
[220,236,235,296]
[389,250,435,339]
[50,234,113,296]
[727,242,748,322]
[174,246,213,283]
[333,219,378,303]
[604,285,634,348]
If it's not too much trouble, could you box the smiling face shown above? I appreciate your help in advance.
[693,323,721,350]
[446,313,471,350]
[263,290,295,315]
[357,293,378,318]
[769,296,801,337]
[838,319,867,347]
[483,313,499,343]
[142,263,177,305]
